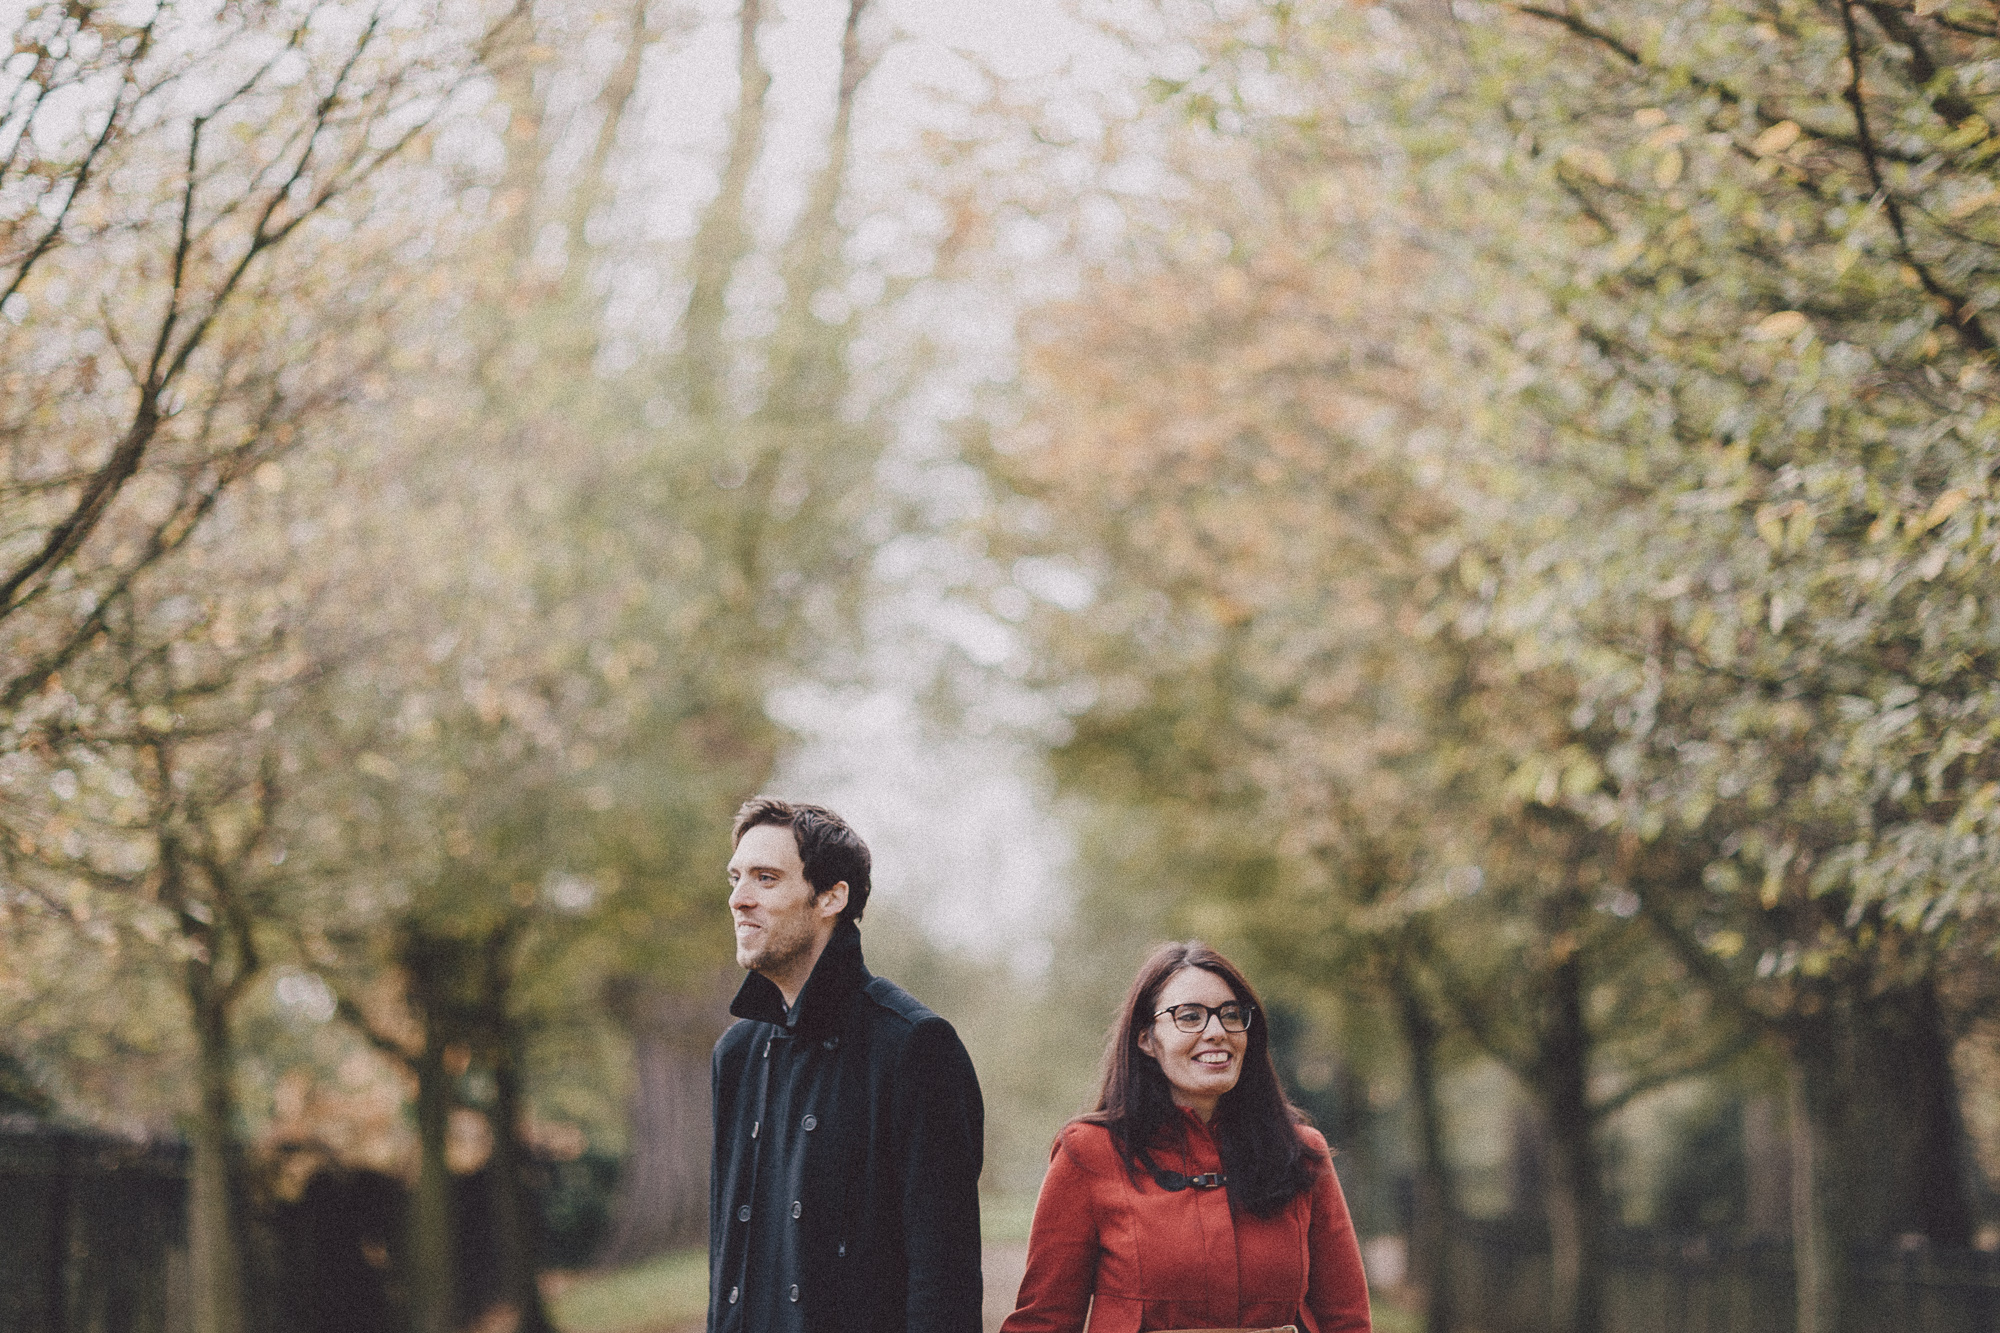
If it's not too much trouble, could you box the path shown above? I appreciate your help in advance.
[598,1240,1031,1333]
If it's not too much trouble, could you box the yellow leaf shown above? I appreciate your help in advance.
[1561,145,1618,185]
[1749,310,1809,340]
[1752,120,1802,157]
[1755,505,1787,548]
[1633,108,1669,128]
[1923,487,1968,530]
[1654,149,1684,188]
[1708,930,1745,959]
[356,752,400,781]
[1949,188,2000,219]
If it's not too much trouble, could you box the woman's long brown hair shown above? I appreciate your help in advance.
[1076,940,1324,1216]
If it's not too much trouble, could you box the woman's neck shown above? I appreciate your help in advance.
[1174,1095,1217,1124]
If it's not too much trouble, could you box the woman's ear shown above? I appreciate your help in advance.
[1136,1024,1158,1059]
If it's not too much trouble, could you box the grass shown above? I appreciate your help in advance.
[547,1248,707,1333]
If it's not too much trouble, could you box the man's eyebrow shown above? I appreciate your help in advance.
[729,860,786,876]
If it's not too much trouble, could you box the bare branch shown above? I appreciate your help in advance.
[1838,0,1995,354]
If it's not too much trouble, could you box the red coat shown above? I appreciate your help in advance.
[999,1112,1372,1333]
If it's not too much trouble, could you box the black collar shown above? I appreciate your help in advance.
[729,920,871,1038]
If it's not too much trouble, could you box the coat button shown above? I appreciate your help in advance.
[751,1121,760,1138]
[788,1284,800,1302]
[728,1287,739,1304]
[802,1115,817,1131]
[737,1205,751,1222]
[791,1200,802,1219]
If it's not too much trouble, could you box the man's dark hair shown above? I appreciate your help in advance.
[731,796,872,924]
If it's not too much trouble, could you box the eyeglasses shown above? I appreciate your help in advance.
[1152,1001,1254,1033]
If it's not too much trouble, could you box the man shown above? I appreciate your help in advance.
[710,797,984,1333]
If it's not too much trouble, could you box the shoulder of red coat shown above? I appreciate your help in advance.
[1052,1119,1121,1168]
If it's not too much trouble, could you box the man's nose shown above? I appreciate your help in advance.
[728,881,753,910]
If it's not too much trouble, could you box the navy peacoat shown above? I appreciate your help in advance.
[709,920,984,1333]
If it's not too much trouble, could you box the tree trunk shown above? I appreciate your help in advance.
[1742,1094,1791,1238]
[1537,949,1607,1333]
[680,0,771,418]
[599,977,727,1264]
[407,975,459,1333]
[1785,975,1973,1333]
[490,1030,556,1333]
[1394,969,1458,1333]
[1787,1050,1839,1333]
[187,965,248,1333]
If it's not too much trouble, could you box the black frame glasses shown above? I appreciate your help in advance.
[1152,1001,1255,1033]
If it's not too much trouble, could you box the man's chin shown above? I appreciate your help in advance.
[740,942,806,979]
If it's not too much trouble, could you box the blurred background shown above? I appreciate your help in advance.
[3,1,2000,1332]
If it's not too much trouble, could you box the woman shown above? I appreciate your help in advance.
[1000,942,1372,1333]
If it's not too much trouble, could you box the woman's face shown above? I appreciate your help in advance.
[1136,965,1248,1122]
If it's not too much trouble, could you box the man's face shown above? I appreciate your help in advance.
[726,822,833,982]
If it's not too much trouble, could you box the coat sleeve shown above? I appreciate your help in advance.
[1302,1137,1372,1333]
[997,1132,1098,1333]
[895,1016,985,1333]
[708,1038,725,1333]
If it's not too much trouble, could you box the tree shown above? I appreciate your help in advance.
[0,3,488,1326]
[0,0,479,715]
[1406,5,2000,1328]
[296,0,901,1315]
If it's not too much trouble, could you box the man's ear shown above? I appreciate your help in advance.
[815,881,849,922]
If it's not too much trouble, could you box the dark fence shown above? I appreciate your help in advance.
[1455,1217,2000,1333]
[1,1115,621,1333]
[0,1117,190,1333]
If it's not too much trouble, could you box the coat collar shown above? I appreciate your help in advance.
[728,919,871,1037]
